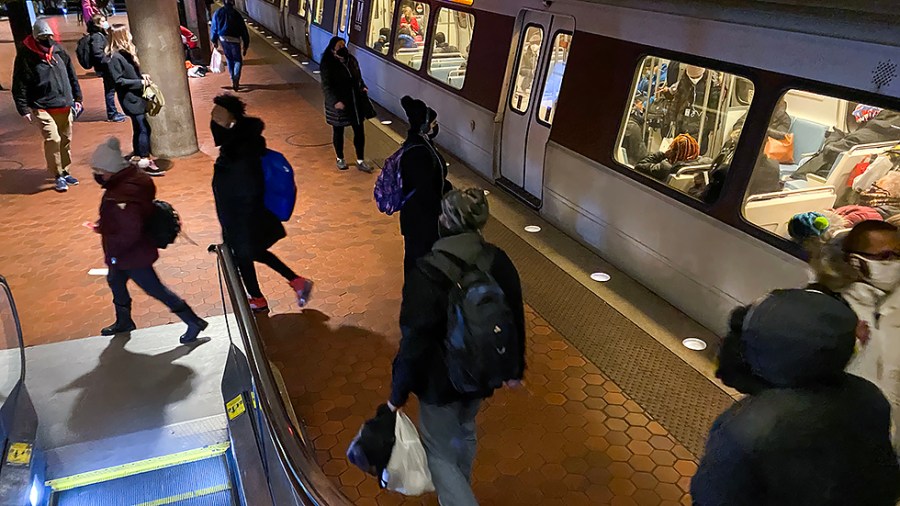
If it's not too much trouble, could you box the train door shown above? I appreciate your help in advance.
[499,11,574,207]
[336,0,353,40]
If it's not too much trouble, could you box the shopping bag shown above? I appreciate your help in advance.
[380,411,434,496]
[210,48,225,74]
[764,133,795,164]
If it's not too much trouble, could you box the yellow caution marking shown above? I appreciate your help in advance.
[134,483,231,506]
[226,394,246,420]
[251,391,258,410]
[6,442,32,466]
[46,442,230,492]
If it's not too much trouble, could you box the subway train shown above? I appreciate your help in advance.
[234,0,900,334]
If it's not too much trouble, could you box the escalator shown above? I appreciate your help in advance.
[0,246,350,506]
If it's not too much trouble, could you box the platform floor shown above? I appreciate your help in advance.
[0,14,736,505]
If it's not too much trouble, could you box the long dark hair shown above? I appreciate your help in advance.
[320,36,346,69]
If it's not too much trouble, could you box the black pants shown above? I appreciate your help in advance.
[107,266,185,311]
[235,250,298,298]
[403,234,438,275]
[332,123,366,160]
[130,113,152,158]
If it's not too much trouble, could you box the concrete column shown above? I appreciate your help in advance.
[125,0,198,158]
[6,1,37,49]
[183,0,212,63]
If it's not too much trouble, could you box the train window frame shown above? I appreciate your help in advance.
[311,0,326,26]
[425,6,476,91]
[339,0,350,33]
[534,29,572,128]
[508,23,545,117]
[296,0,307,18]
[390,1,432,72]
[365,0,399,58]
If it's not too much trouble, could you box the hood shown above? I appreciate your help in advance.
[216,116,267,157]
[741,288,857,388]
[104,165,154,202]
[23,35,55,62]
[433,232,485,265]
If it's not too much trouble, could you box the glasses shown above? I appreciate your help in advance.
[848,250,900,261]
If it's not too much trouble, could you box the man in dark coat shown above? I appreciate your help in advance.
[692,288,899,506]
[12,19,83,193]
[210,0,249,91]
[389,188,526,506]
[210,94,312,312]
[90,138,208,344]
[622,93,648,164]
[659,65,721,153]
[86,14,125,122]
[398,95,451,274]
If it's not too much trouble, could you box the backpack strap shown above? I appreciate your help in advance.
[426,243,496,284]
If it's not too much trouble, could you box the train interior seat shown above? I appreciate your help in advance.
[783,140,897,191]
[744,186,837,237]
[666,163,714,192]
[779,117,829,178]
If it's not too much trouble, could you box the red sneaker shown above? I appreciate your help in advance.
[289,277,314,308]
[248,296,269,312]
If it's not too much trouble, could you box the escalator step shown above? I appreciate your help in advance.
[55,455,234,506]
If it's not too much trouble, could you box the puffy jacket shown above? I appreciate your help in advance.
[320,53,375,127]
[12,36,82,116]
[390,232,526,407]
[85,22,108,71]
[106,50,146,117]
[210,5,249,48]
[399,133,451,242]
[634,151,712,182]
[98,165,159,270]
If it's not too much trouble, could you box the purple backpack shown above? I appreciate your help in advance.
[374,147,415,215]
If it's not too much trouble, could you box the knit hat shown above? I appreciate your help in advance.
[665,134,700,163]
[91,137,130,174]
[788,211,831,242]
[441,188,490,235]
[32,19,53,38]
[400,95,436,133]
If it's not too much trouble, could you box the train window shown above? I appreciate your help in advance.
[367,0,396,55]
[339,0,349,32]
[510,26,544,114]
[312,0,325,24]
[392,1,430,70]
[535,32,571,125]
[742,90,900,240]
[426,8,474,90]
[614,56,755,202]
[297,0,307,17]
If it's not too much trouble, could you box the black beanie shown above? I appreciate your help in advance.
[401,95,436,132]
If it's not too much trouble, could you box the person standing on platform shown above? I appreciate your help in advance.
[81,0,100,26]
[210,0,249,91]
[89,137,209,345]
[87,14,126,123]
[692,288,899,506]
[106,24,163,176]
[398,95,451,274]
[12,19,83,193]
[209,94,313,312]
[389,188,526,506]
[320,36,375,173]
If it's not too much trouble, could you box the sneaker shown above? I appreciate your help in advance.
[289,277,314,308]
[140,159,165,177]
[336,158,348,171]
[54,177,68,192]
[248,296,269,312]
[356,160,373,173]
[63,174,79,185]
[107,113,127,123]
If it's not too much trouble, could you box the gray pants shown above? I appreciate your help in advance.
[419,399,482,506]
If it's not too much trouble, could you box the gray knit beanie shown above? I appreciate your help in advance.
[32,19,53,38]
[91,137,129,174]
[441,188,490,234]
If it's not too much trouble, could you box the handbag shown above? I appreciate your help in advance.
[210,48,225,74]
[764,134,794,164]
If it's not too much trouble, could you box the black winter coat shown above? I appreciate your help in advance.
[86,24,108,71]
[12,38,82,116]
[212,117,286,259]
[320,54,375,127]
[399,133,451,243]
[635,151,712,182]
[390,233,526,407]
[662,73,721,142]
[622,111,648,164]
[107,50,146,117]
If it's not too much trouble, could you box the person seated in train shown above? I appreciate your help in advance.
[791,105,900,181]
[459,43,471,70]
[396,25,417,49]
[731,98,791,142]
[433,32,458,54]
[373,27,391,53]
[399,5,420,36]
[658,65,721,153]
[635,134,711,182]
[622,93,649,164]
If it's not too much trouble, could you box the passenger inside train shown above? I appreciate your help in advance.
[427,8,473,89]
[392,1,429,69]
[366,0,395,55]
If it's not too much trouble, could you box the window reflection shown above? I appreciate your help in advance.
[427,8,474,90]
[392,1,430,70]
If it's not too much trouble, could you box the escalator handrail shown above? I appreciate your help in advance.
[0,275,26,385]
[213,245,351,506]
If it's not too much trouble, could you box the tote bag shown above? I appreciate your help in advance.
[764,134,795,164]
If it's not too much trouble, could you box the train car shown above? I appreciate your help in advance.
[241,0,900,334]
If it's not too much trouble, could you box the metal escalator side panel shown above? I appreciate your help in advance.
[0,382,40,505]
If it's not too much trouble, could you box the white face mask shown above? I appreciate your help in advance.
[688,75,702,85]
[852,255,900,291]
[101,21,110,30]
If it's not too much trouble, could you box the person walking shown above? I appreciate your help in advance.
[210,0,249,91]
[693,288,899,505]
[12,19,83,193]
[105,24,163,175]
[389,188,526,506]
[89,137,208,344]
[320,36,375,172]
[87,14,126,122]
[398,95,451,274]
[210,94,313,311]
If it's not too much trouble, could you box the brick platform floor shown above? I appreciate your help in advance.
[0,16,698,505]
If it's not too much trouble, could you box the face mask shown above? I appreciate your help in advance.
[855,257,900,291]
[210,120,236,146]
[336,46,349,58]
[688,75,702,85]
[37,37,53,48]
[428,123,440,140]
[93,173,107,186]
[101,21,110,30]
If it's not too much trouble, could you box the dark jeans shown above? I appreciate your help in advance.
[99,71,120,119]
[107,266,185,311]
[332,123,366,160]
[220,40,243,85]
[235,250,298,298]
[403,233,438,275]
[419,400,482,506]
[130,114,152,158]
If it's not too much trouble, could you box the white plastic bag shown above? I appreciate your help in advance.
[210,48,225,74]
[380,411,434,496]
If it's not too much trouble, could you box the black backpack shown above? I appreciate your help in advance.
[75,34,93,70]
[428,248,520,394]
[146,200,181,249]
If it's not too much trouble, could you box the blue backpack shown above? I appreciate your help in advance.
[374,147,415,215]
[261,149,297,222]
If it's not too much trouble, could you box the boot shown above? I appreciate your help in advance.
[101,304,136,336]
[174,304,209,344]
